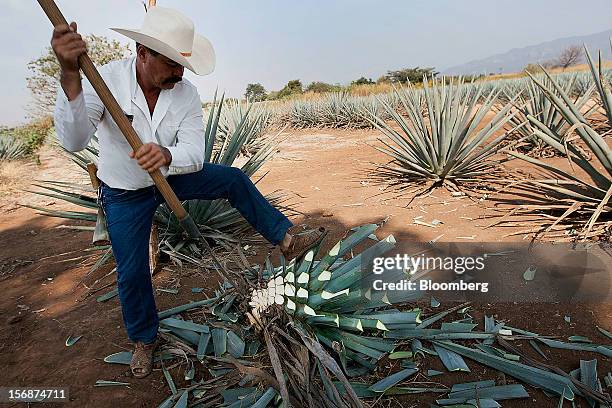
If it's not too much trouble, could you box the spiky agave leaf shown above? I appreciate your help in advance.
[506,74,597,154]
[367,77,519,190]
[584,44,612,128]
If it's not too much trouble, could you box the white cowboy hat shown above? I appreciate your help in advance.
[110,6,215,76]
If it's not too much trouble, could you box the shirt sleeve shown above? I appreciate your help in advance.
[53,76,104,152]
[165,89,206,175]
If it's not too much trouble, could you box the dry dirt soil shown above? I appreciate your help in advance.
[0,129,610,407]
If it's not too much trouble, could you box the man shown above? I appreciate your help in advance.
[51,6,324,378]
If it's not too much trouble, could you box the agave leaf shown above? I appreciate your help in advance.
[388,351,413,360]
[431,297,441,308]
[157,297,219,319]
[227,330,246,358]
[94,380,130,387]
[466,399,501,408]
[212,328,227,357]
[438,384,529,405]
[417,303,471,329]
[220,387,257,404]
[440,322,478,332]
[596,326,612,341]
[603,372,612,388]
[580,359,600,406]
[584,46,612,127]
[65,334,82,347]
[165,327,200,346]
[104,351,132,365]
[160,318,209,333]
[162,364,177,395]
[538,338,612,358]
[451,380,496,392]
[196,332,210,361]
[173,390,188,408]
[433,343,470,372]
[368,368,418,393]
[249,387,277,408]
[529,339,548,360]
[568,335,592,343]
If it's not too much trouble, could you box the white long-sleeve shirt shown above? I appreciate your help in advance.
[54,56,205,190]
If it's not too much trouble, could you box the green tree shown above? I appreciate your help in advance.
[26,34,132,117]
[351,76,375,86]
[382,67,438,84]
[277,79,303,98]
[305,81,340,93]
[244,83,267,101]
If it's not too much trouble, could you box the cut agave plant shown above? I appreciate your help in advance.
[366,77,519,191]
[504,48,612,240]
[247,223,422,374]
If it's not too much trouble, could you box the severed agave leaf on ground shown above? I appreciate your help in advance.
[436,382,529,405]
[94,380,130,387]
[65,334,82,347]
[368,368,418,393]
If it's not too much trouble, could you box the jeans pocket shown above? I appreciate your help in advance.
[101,184,132,204]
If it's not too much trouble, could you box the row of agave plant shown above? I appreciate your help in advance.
[259,67,611,132]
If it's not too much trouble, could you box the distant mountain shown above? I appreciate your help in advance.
[443,29,612,75]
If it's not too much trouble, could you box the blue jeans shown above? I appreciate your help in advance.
[100,163,293,343]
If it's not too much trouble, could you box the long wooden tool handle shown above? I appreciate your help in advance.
[37,0,202,239]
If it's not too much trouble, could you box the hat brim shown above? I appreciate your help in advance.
[110,27,215,76]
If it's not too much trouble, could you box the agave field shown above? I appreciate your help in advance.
[6,44,609,407]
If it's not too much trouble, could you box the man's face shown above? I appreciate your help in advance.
[138,46,185,90]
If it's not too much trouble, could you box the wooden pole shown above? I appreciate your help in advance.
[36,0,202,240]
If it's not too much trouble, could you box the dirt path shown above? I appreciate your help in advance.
[0,130,610,407]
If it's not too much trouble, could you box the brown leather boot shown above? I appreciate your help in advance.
[281,224,326,261]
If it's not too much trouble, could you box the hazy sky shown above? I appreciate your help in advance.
[1,0,611,126]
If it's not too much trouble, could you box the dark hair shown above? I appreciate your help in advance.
[135,42,159,57]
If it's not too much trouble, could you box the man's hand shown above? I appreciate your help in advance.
[51,22,87,101]
[130,143,172,172]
